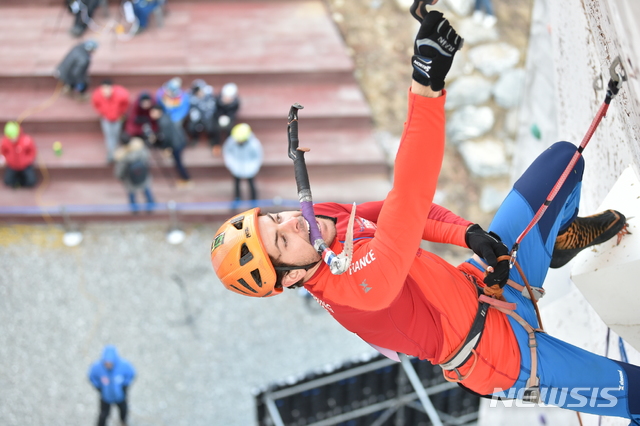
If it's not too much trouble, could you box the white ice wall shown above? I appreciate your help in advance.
[547,0,640,212]
[481,1,640,425]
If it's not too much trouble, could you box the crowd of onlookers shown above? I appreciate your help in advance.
[2,29,265,213]
[66,0,166,38]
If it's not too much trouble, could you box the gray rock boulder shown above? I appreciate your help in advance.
[458,138,510,177]
[446,0,474,17]
[468,42,520,76]
[457,17,499,45]
[493,68,526,108]
[447,105,494,143]
[445,75,492,110]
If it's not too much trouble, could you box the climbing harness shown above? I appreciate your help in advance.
[439,254,545,402]
[509,56,628,268]
[286,103,355,275]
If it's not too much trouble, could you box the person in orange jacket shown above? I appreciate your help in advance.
[91,79,130,164]
[1,121,37,188]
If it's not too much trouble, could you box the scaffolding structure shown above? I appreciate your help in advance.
[254,352,480,426]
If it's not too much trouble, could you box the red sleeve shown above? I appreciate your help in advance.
[332,89,447,309]
[348,200,470,248]
[423,204,472,247]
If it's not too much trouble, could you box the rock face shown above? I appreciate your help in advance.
[458,138,510,177]
[467,42,521,76]
[446,0,475,16]
[457,17,500,45]
[493,68,526,108]
[448,105,495,143]
[445,75,493,110]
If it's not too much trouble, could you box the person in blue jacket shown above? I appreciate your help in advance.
[88,345,136,426]
[155,77,190,124]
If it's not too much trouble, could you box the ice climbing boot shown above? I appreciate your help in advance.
[550,209,630,268]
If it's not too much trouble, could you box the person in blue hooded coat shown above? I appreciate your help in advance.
[155,77,190,124]
[88,345,136,426]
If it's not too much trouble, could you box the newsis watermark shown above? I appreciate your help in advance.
[489,387,620,408]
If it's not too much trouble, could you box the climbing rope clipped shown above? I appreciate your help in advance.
[509,55,628,268]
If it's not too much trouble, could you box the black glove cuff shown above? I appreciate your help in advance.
[464,223,481,248]
[411,55,432,87]
[430,79,445,92]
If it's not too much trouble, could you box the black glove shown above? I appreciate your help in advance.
[465,224,510,288]
[412,11,463,91]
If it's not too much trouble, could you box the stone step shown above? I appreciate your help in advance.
[0,1,354,90]
[1,81,372,134]
[18,127,388,179]
[0,172,392,223]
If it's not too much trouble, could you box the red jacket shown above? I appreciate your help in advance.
[1,130,37,171]
[92,85,130,122]
[124,94,157,137]
[304,90,520,396]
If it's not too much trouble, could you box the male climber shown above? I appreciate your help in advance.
[211,2,639,422]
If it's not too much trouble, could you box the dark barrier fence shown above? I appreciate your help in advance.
[254,352,480,426]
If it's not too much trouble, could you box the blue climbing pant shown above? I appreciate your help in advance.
[467,141,640,423]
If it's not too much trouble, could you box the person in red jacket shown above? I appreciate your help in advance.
[1,121,37,188]
[92,79,130,164]
[210,4,640,423]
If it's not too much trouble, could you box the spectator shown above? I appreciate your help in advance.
[473,0,497,28]
[214,82,241,156]
[148,105,192,187]
[222,123,263,206]
[185,79,218,147]
[1,122,38,189]
[131,0,164,33]
[55,39,98,100]
[88,345,136,426]
[156,77,190,124]
[114,136,155,213]
[66,0,100,37]
[124,92,157,144]
[91,79,130,164]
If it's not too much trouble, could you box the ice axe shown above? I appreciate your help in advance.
[287,103,355,275]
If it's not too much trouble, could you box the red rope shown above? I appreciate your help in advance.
[513,101,610,247]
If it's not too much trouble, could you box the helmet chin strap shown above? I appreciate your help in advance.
[273,261,319,272]
[287,103,355,275]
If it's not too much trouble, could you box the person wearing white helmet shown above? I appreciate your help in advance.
[222,123,263,207]
[213,83,241,156]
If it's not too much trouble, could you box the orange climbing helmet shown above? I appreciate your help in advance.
[210,208,280,297]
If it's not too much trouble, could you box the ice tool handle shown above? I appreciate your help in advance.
[287,103,355,275]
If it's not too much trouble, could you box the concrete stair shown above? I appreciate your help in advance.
[0,1,391,223]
